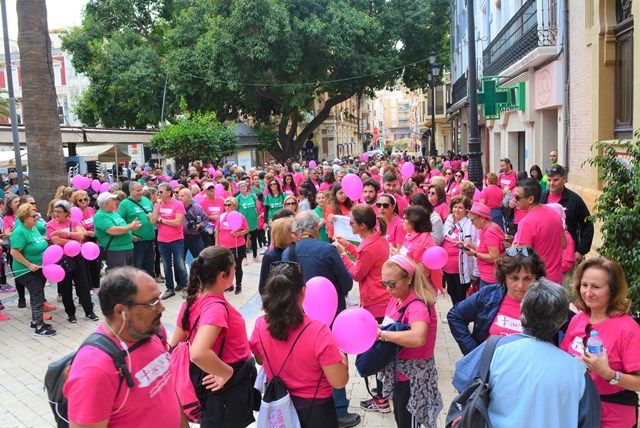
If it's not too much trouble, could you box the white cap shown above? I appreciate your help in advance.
[97,192,118,206]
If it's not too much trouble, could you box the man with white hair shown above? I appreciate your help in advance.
[93,192,141,270]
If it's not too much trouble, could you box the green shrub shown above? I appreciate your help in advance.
[587,132,640,316]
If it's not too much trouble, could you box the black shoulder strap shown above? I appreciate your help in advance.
[396,297,430,322]
[478,335,501,383]
[287,242,298,263]
[259,320,312,377]
[128,197,150,214]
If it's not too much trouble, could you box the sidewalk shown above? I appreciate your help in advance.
[0,260,462,427]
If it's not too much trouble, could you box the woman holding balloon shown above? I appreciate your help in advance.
[46,200,98,324]
[2,195,21,295]
[376,254,442,427]
[250,262,349,427]
[72,190,100,290]
[10,203,56,336]
[216,197,249,295]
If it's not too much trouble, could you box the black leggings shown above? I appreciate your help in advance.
[443,271,470,306]
[393,379,418,428]
[292,395,338,428]
[248,229,259,257]
[229,245,246,286]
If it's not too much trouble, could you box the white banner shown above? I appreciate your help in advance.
[333,215,362,243]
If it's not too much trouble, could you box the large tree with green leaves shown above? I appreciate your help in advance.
[63,0,450,159]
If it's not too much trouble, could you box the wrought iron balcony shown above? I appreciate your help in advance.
[483,0,557,77]
[452,74,468,105]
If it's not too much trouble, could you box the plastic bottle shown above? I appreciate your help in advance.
[586,331,603,356]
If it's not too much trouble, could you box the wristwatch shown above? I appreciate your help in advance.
[609,371,620,385]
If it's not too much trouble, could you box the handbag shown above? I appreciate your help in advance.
[57,221,77,273]
[466,277,480,298]
[355,298,428,379]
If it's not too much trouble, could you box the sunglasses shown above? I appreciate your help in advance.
[546,167,563,175]
[376,202,391,208]
[445,172,453,175]
[514,193,526,201]
[224,203,233,207]
[455,174,463,178]
[582,323,592,348]
[428,191,437,196]
[505,247,536,257]
[29,214,39,219]
[77,198,89,202]
[285,202,298,206]
[381,277,405,289]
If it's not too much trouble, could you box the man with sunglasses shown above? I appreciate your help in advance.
[382,172,408,217]
[64,267,186,428]
[281,211,360,428]
[540,165,593,265]
[512,178,565,283]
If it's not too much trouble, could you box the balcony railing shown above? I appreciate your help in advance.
[452,74,468,105]
[483,0,557,77]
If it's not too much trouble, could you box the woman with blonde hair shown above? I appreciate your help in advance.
[47,186,74,219]
[370,254,442,426]
[258,216,295,296]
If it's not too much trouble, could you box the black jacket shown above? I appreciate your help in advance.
[541,187,594,255]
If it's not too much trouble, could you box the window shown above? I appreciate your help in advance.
[614,0,633,140]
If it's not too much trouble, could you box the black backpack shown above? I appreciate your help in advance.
[45,332,153,428]
[445,335,501,428]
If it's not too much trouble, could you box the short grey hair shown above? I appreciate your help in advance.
[53,200,72,213]
[293,210,320,235]
[520,278,568,343]
[129,181,142,193]
[158,182,172,193]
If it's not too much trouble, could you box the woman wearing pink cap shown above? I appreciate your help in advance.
[461,202,505,288]
[369,254,441,427]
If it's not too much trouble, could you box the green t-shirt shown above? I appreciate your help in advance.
[313,207,330,242]
[237,193,258,231]
[264,193,286,223]
[15,217,47,236]
[93,210,134,251]
[117,196,156,242]
[9,224,49,277]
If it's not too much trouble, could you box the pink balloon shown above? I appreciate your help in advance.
[309,160,317,169]
[422,246,448,269]
[226,211,243,231]
[81,242,101,261]
[71,175,90,190]
[332,308,378,354]
[82,176,92,189]
[401,162,415,179]
[70,207,83,222]
[170,180,179,189]
[64,240,82,257]
[100,182,111,193]
[91,179,101,192]
[303,276,338,326]
[341,174,363,201]
[215,184,224,197]
[194,193,204,204]
[42,245,64,265]
[208,167,216,175]
[43,264,65,282]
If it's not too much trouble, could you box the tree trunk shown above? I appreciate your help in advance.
[17,0,67,205]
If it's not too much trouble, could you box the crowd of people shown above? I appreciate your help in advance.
[1,148,639,428]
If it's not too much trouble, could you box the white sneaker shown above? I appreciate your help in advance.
[258,247,268,255]
[346,295,359,307]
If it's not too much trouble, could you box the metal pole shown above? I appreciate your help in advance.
[430,81,437,156]
[467,0,483,189]
[1,0,25,195]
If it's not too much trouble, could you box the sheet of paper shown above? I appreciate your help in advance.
[333,215,362,243]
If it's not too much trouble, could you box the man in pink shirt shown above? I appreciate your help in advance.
[199,182,225,247]
[63,267,185,428]
[512,178,565,284]
[151,183,188,299]
[382,172,408,217]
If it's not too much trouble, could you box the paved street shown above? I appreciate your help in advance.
[0,258,462,428]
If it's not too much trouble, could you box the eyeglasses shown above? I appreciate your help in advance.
[582,323,592,348]
[127,298,163,309]
[206,187,215,191]
[455,174,463,178]
[53,210,65,215]
[285,202,298,206]
[445,172,453,175]
[376,202,391,208]
[224,203,233,207]
[173,190,180,194]
[505,247,536,257]
[513,193,526,201]
[77,198,88,202]
[29,214,39,219]
[428,191,437,196]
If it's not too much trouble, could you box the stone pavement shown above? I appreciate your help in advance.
[0,257,462,428]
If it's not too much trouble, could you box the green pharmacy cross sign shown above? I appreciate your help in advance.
[477,77,526,119]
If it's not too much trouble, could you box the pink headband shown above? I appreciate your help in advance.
[388,255,416,278]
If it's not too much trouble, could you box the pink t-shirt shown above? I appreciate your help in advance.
[562,230,575,273]
[81,207,96,231]
[381,292,436,380]
[217,211,248,248]
[319,182,331,192]
[63,326,181,427]
[499,171,517,190]
[560,312,640,428]
[446,182,461,203]
[442,225,463,273]
[488,294,522,337]
[433,203,449,223]
[293,172,305,186]
[2,214,15,232]
[479,185,503,209]
[157,199,186,243]
[547,192,562,204]
[514,205,563,283]
[476,224,504,283]
[395,195,409,218]
[200,196,225,221]
[385,215,406,248]
[177,293,251,364]
[400,231,436,265]
[513,205,527,225]
[249,315,342,399]
[46,218,79,241]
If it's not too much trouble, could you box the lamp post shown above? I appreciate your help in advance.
[467,0,483,189]
[428,51,441,157]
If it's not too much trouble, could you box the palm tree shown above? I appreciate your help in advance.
[0,91,9,120]
[17,0,67,202]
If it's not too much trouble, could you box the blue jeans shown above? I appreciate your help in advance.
[158,239,188,290]
[133,240,155,278]
[333,387,349,419]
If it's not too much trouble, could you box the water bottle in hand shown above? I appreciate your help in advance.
[586,331,603,356]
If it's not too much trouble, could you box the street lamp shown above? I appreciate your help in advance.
[428,51,441,157]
